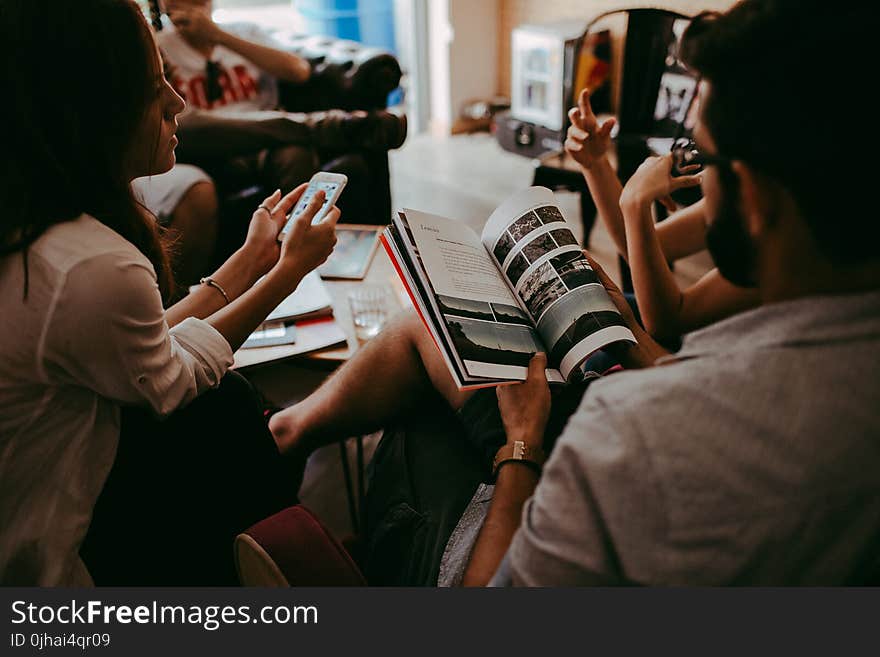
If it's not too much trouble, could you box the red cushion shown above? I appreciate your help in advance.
[236,505,366,586]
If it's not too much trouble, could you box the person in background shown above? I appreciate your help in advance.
[565,89,759,343]
[159,0,311,111]
[132,164,218,295]
[133,0,403,293]
[0,0,338,585]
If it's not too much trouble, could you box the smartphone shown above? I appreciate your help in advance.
[278,171,347,240]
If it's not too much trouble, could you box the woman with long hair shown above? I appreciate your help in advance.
[0,0,338,585]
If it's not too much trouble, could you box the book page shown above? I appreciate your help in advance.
[406,209,516,304]
[399,209,563,383]
[480,187,636,379]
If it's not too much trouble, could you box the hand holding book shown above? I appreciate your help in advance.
[582,252,670,369]
[383,186,636,389]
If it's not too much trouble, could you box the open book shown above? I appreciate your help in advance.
[381,187,636,389]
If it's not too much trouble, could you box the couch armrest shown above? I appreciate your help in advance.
[271,33,402,112]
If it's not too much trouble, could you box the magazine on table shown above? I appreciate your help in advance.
[239,271,335,352]
[381,186,636,390]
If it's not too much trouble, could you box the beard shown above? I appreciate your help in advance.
[704,166,758,288]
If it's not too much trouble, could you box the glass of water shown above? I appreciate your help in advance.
[348,285,389,341]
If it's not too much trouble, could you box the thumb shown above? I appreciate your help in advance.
[528,352,547,380]
[671,174,703,191]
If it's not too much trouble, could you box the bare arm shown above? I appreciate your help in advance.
[164,188,291,328]
[214,28,310,84]
[582,157,628,257]
[582,252,671,369]
[655,197,710,262]
[169,7,310,84]
[565,90,628,258]
[621,196,687,339]
[165,248,269,328]
[462,464,540,587]
[619,155,703,339]
[462,355,549,587]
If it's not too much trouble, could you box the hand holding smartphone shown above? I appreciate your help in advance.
[278,171,347,241]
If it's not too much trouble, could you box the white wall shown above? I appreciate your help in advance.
[428,0,499,133]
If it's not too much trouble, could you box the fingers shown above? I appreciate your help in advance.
[568,106,583,130]
[578,88,597,128]
[564,137,583,155]
[599,117,616,138]
[564,125,588,157]
[274,183,308,218]
[168,9,191,25]
[582,251,614,287]
[260,188,282,211]
[671,174,703,191]
[294,189,326,229]
[527,352,548,382]
[567,124,589,142]
[321,206,341,229]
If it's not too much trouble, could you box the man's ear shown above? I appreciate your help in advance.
[731,161,781,238]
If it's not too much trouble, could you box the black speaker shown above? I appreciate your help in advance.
[494,111,565,159]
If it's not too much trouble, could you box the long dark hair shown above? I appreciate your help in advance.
[0,0,173,298]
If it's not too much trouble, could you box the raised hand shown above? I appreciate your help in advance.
[168,6,221,45]
[620,154,702,210]
[564,88,616,170]
[239,186,303,278]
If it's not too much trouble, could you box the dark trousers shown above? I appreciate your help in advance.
[174,110,376,217]
[363,379,596,586]
[80,372,296,585]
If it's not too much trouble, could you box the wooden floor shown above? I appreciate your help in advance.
[254,131,712,541]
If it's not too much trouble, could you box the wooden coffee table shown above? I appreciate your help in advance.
[307,240,408,364]
[233,231,408,371]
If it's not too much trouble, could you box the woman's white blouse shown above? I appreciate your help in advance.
[0,215,234,585]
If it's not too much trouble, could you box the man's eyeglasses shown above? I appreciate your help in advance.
[671,137,731,175]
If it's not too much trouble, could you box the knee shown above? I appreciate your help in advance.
[394,311,430,351]
[327,154,369,180]
[172,180,219,229]
[194,371,262,417]
[271,145,318,186]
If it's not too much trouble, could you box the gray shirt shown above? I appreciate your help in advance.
[495,291,880,585]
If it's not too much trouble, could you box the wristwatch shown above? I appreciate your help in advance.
[492,440,545,479]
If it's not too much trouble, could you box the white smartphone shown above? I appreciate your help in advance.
[278,171,347,240]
